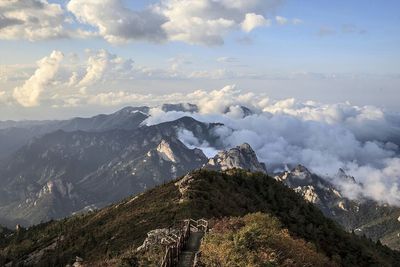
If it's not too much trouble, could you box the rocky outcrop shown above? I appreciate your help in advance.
[205,143,267,173]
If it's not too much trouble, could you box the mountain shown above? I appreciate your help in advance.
[161,103,198,113]
[0,116,220,227]
[205,143,267,173]
[0,169,398,266]
[0,102,254,160]
[0,106,149,160]
[2,105,400,253]
[274,165,400,250]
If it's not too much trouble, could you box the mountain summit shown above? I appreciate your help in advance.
[206,143,267,173]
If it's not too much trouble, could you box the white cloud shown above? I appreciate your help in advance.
[0,0,67,41]
[275,15,288,25]
[0,0,286,45]
[67,0,167,44]
[77,49,134,87]
[241,13,270,32]
[13,50,63,107]
[67,0,281,45]
[157,0,280,45]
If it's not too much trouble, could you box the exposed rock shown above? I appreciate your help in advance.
[294,185,319,204]
[157,140,179,163]
[205,143,267,173]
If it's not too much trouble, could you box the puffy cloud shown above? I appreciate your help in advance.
[67,0,281,45]
[13,50,64,107]
[0,0,67,40]
[241,13,270,32]
[67,0,167,43]
[158,0,281,45]
[77,49,133,86]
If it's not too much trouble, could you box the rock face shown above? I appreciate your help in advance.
[205,143,267,173]
[274,165,400,250]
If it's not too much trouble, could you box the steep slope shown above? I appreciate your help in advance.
[0,117,218,226]
[0,170,399,266]
[275,165,400,250]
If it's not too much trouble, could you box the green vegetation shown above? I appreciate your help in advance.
[200,212,335,266]
[0,169,399,266]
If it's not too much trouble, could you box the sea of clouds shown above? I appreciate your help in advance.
[144,85,400,205]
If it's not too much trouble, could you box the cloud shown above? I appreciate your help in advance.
[141,86,400,205]
[157,0,281,45]
[178,128,218,157]
[0,0,287,45]
[275,15,288,25]
[241,13,270,32]
[0,0,67,41]
[77,49,133,87]
[13,50,64,107]
[67,0,167,44]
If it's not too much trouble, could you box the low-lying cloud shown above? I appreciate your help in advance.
[144,86,400,205]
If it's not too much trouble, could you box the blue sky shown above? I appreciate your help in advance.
[0,0,399,119]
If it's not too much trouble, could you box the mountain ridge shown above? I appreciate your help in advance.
[0,169,398,266]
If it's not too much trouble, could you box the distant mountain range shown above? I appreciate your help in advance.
[0,104,400,252]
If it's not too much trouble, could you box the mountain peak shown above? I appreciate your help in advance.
[205,143,267,173]
[291,164,312,178]
[336,168,356,183]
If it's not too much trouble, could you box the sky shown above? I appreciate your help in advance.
[0,0,399,120]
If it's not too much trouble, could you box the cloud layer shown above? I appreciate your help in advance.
[143,86,400,205]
